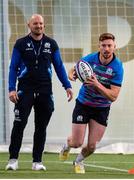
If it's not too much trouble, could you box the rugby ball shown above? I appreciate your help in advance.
[75,60,93,83]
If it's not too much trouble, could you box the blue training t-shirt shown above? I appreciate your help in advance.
[77,52,124,107]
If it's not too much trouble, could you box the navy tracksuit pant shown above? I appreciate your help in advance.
[9,91,54,162]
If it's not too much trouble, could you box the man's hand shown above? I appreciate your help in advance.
[66,88,73,102]
[9,91,19,103]
[85,74,100,87]
[68,67,78,81]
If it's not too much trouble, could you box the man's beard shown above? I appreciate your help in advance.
[32,29,43,36]
[33,32,42,36]
[103,52,112,59]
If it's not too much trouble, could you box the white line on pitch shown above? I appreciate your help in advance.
[84,163,128,172]
[64,161,128,173]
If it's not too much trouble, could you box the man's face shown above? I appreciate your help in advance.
[28,16,44,36]
[99,39,116,59]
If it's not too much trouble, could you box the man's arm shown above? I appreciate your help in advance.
[9,47,21,103]
[86,75,121,102]
[9,48,21,92]
[53,49,72,89]
[95,82,121,102]
[53,49,73,101]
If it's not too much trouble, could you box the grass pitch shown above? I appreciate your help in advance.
[0,152,134,178]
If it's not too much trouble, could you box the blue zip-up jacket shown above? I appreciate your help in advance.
[9,34,72,94]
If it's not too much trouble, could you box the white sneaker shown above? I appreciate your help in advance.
[5,159,18,170]
[32,162,46,171]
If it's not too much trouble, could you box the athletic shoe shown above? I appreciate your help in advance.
[32,162,46,171]
[128,168,134,174]
[5,159,18,170]
[59,145,70,161]
[73,161,85,174]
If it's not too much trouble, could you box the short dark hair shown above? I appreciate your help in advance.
[99,33,115,41]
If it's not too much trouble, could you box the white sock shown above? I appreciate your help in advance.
[75,153,84,163]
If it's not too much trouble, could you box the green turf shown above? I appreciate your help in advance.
[0,152,134,178]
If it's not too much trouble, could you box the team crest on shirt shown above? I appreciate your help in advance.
[43,42,51,53]
[106,68,113,75]
[27,43,31,47]
[26,42,33,50]
[44,42,50,48]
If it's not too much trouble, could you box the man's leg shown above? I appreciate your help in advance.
[73,119,106,173]
[32,94,54,163]
[81,119,106,158]
[9,92,33,159]
[6,92,33,170]
[59,123,87,160]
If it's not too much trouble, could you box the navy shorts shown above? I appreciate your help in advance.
[72,99,110,126]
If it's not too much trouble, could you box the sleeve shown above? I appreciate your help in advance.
[79,54,94,70]
[8,47,22,92]
[52,49,72,90]
[111,62,124,87]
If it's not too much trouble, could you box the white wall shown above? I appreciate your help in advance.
[7,0,134,153]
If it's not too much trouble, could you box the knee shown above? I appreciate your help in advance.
[67,138,83,148]
[67,136,84,148]
[73,142,83,148]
